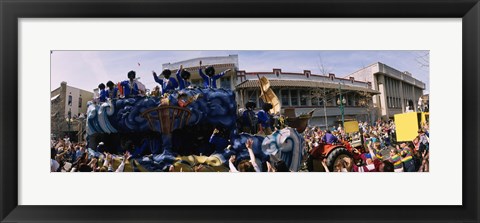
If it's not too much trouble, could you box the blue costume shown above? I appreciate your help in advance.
[209,134,229,154]
[120,80,139,98]
[242,109,257,133]
[153,73,179,93]
[176,69,191,90]
[99,89,107,102]
[106,88,118,100]
[198,68,227,88]
[257,110,272,129]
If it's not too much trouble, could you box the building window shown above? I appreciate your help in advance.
[281,90,289,106]
[300,90,308,106]
[247,90,256,106]
[311,96,319,106]
[68,95,72,106]
[290,90,298,106]
[78,97,82,108]
[347,93,353,106]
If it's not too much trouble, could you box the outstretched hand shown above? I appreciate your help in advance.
[229,155,236,164]
[246,138,254,149]
[124,151,132,160]
[199,60,202,66]
[152,70,157,76]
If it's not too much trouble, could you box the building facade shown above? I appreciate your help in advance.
[51,82,94,140]
[345,62,425,119]
[235,69,379,127]
[160,56,424,128]
[162,55,379,128]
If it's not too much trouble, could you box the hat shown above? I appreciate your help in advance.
[106,81,115,88]
[161,69,172,77]
[127,70,136,79]
[245,101,256,109]
[205,66,215,76]
[180,70,191,80]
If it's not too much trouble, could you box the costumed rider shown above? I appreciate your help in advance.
[177,65,192,90]
[153,68,178,95]
[120,70,140,98]
[241,101,257,134]
[257,102,274,135]
[105,80,118,100]
[98,83,107,102]
[198,60,231,88]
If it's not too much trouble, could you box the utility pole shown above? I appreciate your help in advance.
[337,84,346,128]
[310,87,329,130]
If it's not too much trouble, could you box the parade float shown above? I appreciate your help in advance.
[86,86,305,172]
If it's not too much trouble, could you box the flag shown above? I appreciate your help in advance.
[257,75,281,114]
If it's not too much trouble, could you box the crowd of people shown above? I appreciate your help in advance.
[51,118,429,173]
[303,120,429,172]
[50,135,290,172]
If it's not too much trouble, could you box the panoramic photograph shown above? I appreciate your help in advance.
[50,50,430,173]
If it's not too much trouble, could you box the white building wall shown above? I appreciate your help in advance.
[163,55,239,70]
[64,86,93,118]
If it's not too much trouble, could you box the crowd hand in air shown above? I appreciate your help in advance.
[246,138,254,150]
[266,161,275,172]
[229,155,236,164]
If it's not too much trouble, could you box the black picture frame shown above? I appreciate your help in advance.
[1,0,479,222]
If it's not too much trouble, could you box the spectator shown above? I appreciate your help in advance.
[228,139,261,172]
[400,142,415,172]
[322,130,338,144]
[51,147,60,172]
[389,146,404,172]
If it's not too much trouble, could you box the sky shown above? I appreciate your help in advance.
[51,50,430,93]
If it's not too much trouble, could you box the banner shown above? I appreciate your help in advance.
[258,75,281,114]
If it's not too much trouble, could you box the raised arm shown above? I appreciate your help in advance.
[246,138,261,172]
[152,71,163,85]
[176,66,185,89]
[213,69,231,80]
[228,155,238,172]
